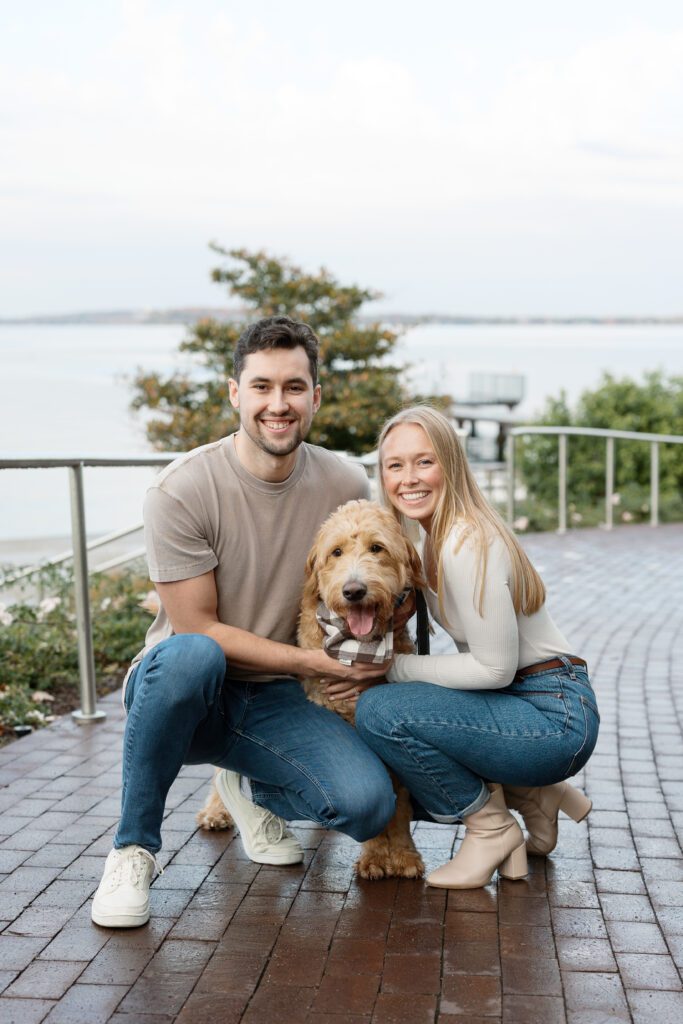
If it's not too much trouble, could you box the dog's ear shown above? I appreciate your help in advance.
[405,537,427,590]
[301,547,321,606]
[304,549,317,578]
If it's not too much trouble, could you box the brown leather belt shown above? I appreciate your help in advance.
[516,656,587,678]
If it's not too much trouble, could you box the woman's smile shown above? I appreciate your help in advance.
[381,423,444,530]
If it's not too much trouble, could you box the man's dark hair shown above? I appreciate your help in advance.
[233,316,320,386]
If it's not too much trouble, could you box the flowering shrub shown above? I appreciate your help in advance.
[0,565,156,742]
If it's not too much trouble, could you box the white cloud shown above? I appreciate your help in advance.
[5,16,682,212]
[1,4,682,312]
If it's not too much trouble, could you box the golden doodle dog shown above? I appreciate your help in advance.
[197,500,426,880]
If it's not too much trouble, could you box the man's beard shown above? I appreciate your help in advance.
[244,417,308,457]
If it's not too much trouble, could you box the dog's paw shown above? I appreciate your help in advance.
[354,852,391,880]
[196,789,234,831]
[196,807,234,830]
[388,848,425,879]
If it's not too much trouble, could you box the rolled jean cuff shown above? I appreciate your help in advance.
[425,779,490,824]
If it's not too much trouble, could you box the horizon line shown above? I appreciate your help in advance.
[2,306,682,326]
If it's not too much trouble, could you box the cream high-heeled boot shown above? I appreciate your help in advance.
[426,784,527,890]
[503,781,592,856]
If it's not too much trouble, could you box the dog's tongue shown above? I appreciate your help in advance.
[347,606,375,638]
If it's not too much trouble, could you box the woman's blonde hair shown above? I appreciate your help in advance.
[377,405,545,617]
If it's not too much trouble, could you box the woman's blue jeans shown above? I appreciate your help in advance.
[114,634,396,853]
[355,657,600,823]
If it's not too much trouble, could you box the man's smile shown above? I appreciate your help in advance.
[261,419,294,432]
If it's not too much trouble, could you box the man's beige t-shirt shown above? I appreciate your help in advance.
[129,434,370,683]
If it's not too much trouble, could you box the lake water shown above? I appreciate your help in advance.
[1,322,681,548]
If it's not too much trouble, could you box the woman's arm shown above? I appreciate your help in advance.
[388,533,519,689]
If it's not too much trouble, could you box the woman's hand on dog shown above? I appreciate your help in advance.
[299,649,390,702]
[317,592,415,703]
[302,649,390,681]
[319,654,391,703]
[324,678,386,703]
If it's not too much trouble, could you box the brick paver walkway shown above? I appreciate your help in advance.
[1,524,683,1023]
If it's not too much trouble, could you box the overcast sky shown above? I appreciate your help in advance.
[2,0,682,316]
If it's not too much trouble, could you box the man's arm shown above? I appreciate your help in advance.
[156,571,389,683]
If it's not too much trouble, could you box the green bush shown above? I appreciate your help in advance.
[517,372,683,530]
[0,564,155,741]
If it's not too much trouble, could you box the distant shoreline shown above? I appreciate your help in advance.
[1,308,682,327]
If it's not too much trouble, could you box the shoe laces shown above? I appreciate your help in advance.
[109,847,162,890]
[256,811,294,845]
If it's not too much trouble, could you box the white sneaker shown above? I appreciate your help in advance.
[215,770,304,865]
[91,845,159,928]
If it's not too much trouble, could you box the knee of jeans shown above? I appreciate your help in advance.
[355,689,394,747]
[151,633,226,705]
[331,775,396,842]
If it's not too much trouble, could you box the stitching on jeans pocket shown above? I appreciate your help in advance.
[564,697,595,777]
[517,690,564,698]
[517,689,570,737]
[221,683,251,732]
[580,693,600,721]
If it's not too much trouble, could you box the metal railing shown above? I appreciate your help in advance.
[4,521,145,586]
[0,454,185,723]
[0,450,371,724]
[506,426,683,533]
[3,430,682,723]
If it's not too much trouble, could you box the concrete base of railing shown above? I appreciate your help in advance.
[72,709,107,724]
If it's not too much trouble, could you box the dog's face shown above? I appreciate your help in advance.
[305,499,424,640]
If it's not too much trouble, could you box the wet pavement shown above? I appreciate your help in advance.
[0,523,682,1023]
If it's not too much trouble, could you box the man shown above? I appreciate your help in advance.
[92,315,396,928]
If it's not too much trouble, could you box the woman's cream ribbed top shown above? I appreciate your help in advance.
[388,525,573,690]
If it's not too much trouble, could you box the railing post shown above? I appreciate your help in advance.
[651,442,659,527]
[558,434,567,535]
[605,436,614,530]
[68,465,106,723]
[506,433,515,527]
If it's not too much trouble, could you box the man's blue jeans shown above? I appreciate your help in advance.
[115,634,396,853]
[355,658,600,823]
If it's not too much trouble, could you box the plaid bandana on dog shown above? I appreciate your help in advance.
[316,589,412,666]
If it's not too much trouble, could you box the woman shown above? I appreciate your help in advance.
[352,405,600,890]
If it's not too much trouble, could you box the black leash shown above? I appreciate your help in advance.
[415,589,430,655]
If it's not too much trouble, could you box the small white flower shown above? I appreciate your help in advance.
[513,516,529,532]
[100,597,112,611]
[611,493,621,506]
[139,590,161,615]
[38,596,61,618]
[0,604,14,627]
[621,510,634,522]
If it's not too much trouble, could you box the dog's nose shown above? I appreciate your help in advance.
[342,581,367,603]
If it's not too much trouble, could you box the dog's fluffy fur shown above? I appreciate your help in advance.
[197,499,426,880]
